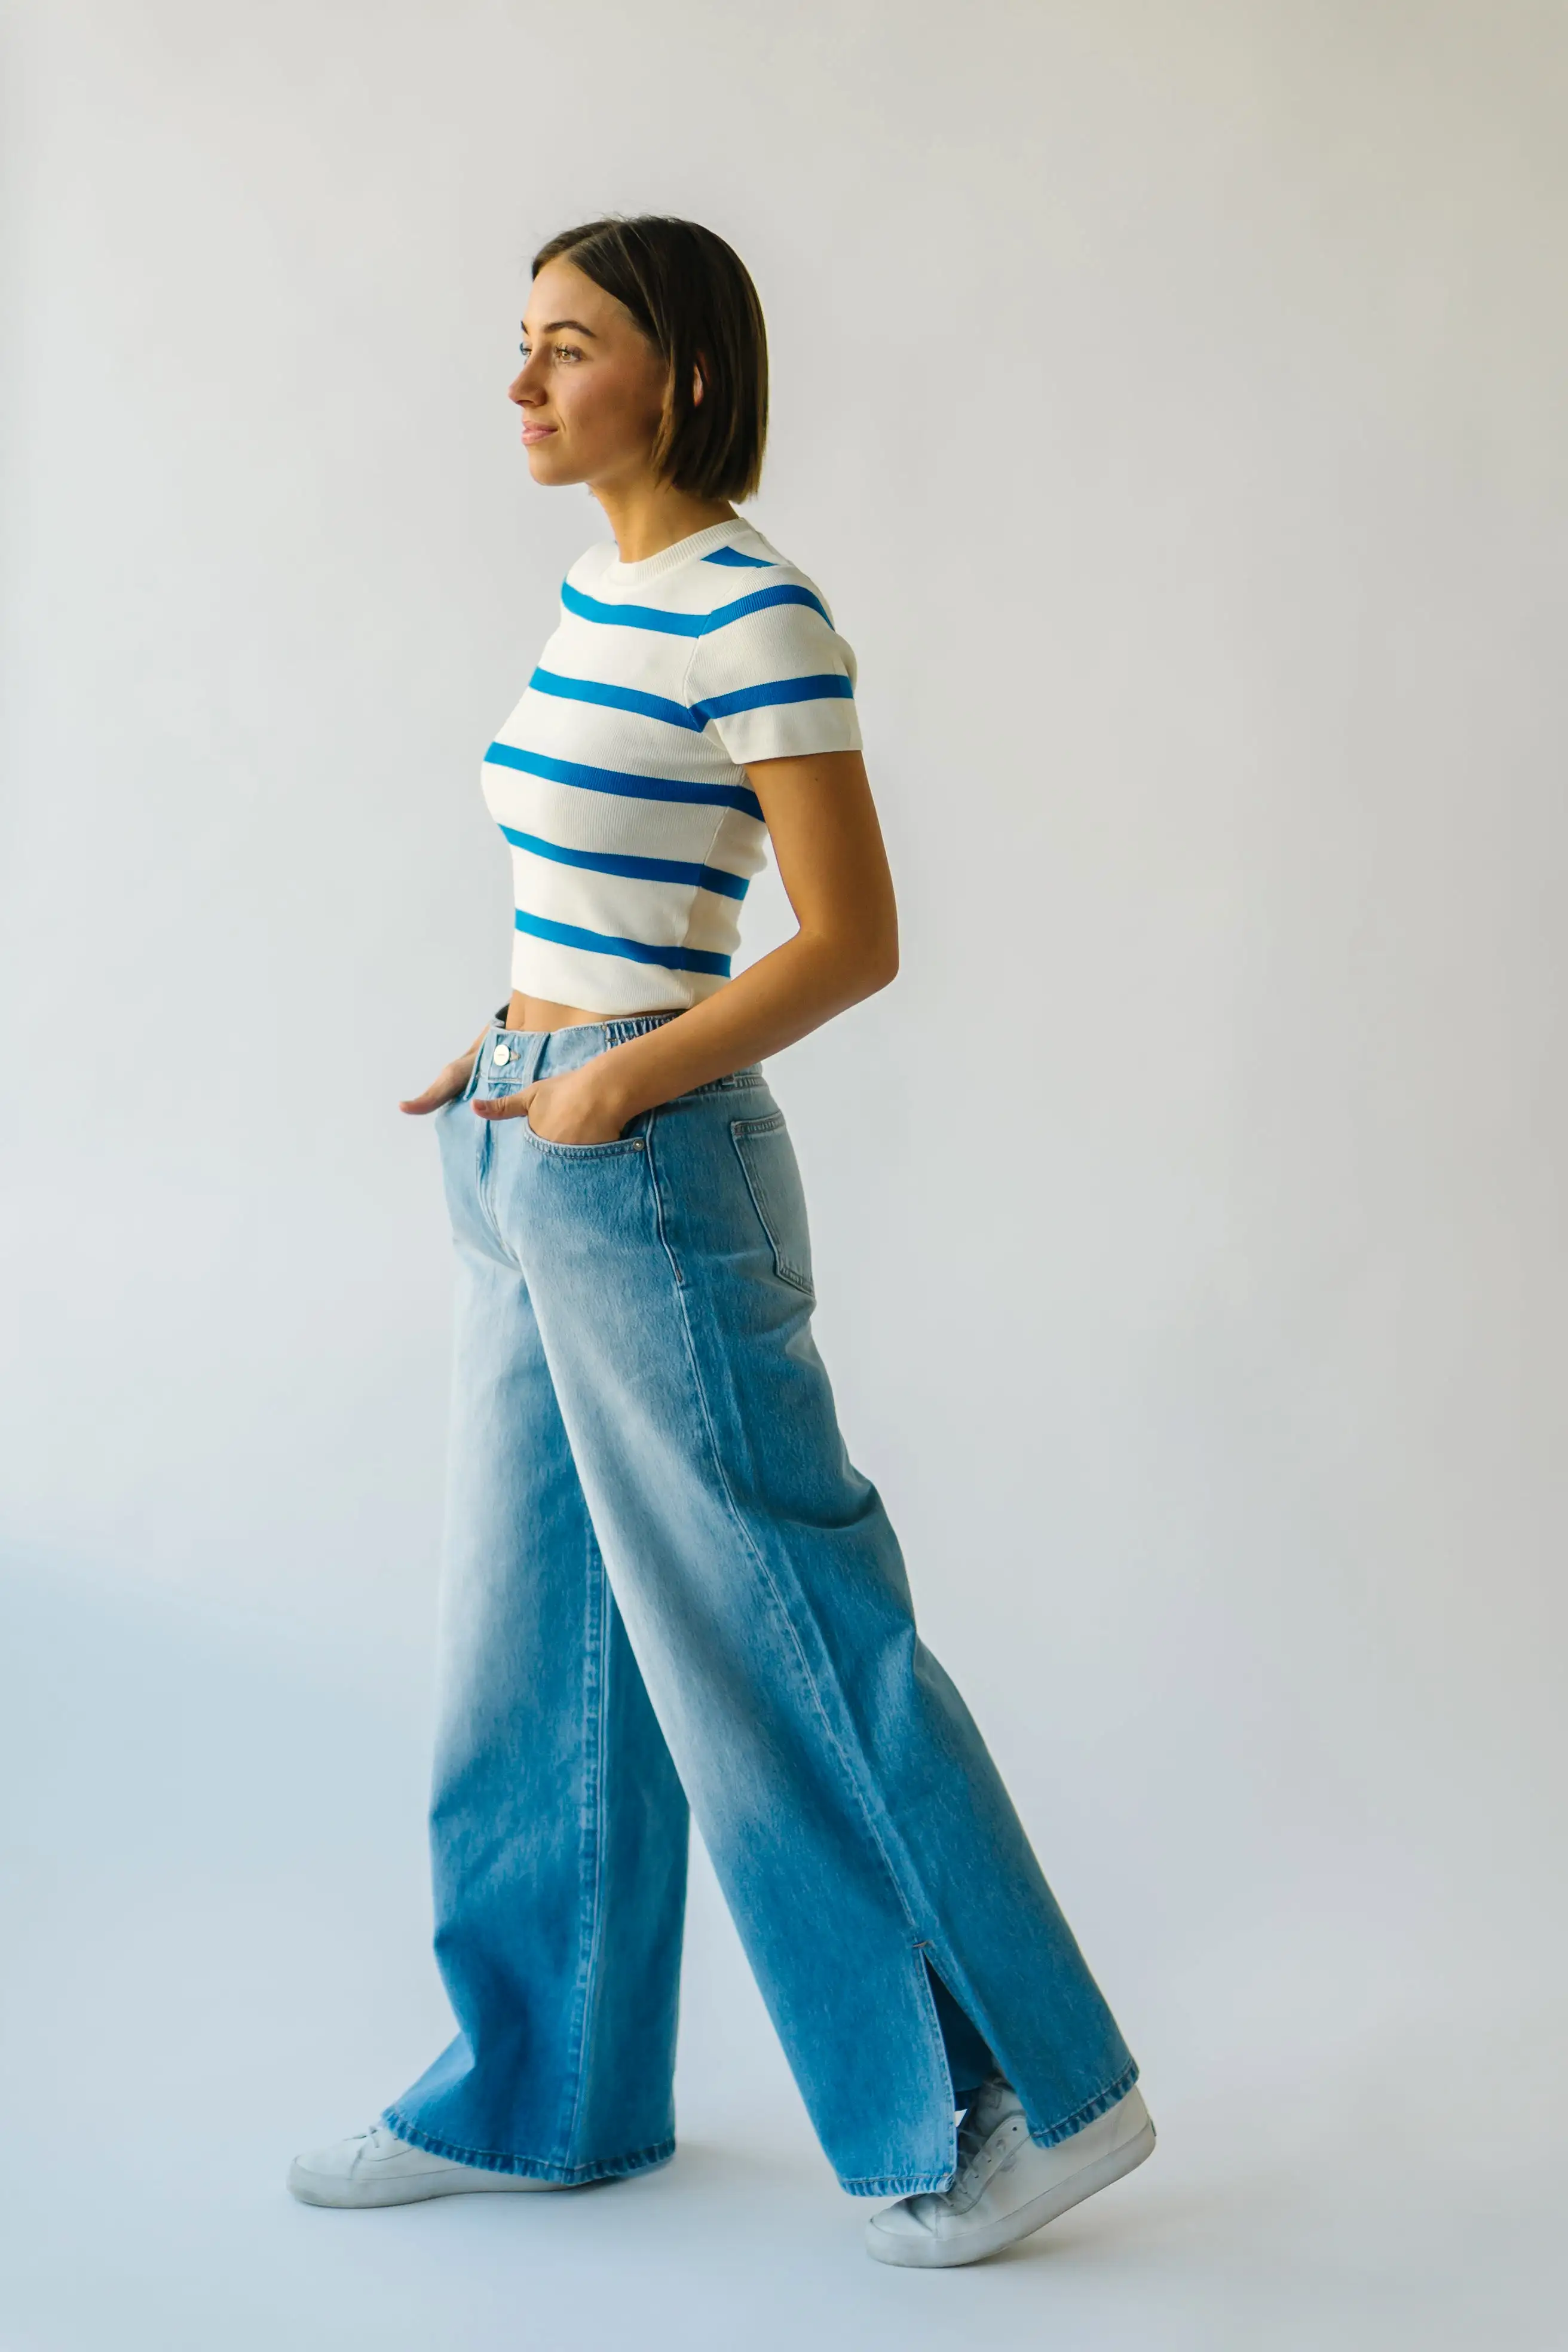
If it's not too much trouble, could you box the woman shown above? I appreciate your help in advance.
[288,214,1153,2269]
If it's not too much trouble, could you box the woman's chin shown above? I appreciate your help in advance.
[523,437,578,483]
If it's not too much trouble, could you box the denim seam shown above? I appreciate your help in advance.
[644,1176,1010,2135]
[644,1123,954,2184]
[650,1143,911,1916]
[519,1125,647,1160]
[1027,2056,1142,2149]
[378,2109,674,2185]
[557,1521,610,2167]
[473,1107,512,1262]
[657,1229,912,1938]
[832,2059,1143,2193]
[899,1927,1016,2143]
[728,1117,815,1297]
[837,2169,960,2197]
[911,1949,961,2185]
[644,1105,684,1285]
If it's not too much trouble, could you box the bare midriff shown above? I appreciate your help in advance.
[505,988,667,1034]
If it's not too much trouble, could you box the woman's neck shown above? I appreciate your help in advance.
[592,480,737,566]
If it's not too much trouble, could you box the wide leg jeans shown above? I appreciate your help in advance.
[384,1016,1138,2195]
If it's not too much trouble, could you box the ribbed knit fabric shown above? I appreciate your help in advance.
[480,515,862,1013]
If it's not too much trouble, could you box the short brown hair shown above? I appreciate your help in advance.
[531,215,769,503]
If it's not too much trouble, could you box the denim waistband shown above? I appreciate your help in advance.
[471,1011,682,1093]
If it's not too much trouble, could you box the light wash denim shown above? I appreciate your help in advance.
[384,1015,1138,2196]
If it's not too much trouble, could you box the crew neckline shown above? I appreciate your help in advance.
[601,516,751,588]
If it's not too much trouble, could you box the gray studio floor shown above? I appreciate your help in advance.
[2,1567,1558,2352]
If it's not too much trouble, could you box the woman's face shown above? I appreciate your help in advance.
[509,259,670,491]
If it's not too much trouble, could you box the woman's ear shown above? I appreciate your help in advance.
[691,353,708,406]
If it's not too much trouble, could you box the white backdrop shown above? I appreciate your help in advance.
[3,3,1564,2346]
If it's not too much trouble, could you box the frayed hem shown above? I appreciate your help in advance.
[837,2167,963,2198]
[1025,2056,1141,2150]
[837,2057,1144,2196]
[379,2109,675,2186]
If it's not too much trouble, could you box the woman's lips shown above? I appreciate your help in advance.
[521,424,556,443]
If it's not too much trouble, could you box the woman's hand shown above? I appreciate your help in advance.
[497,751,897,1135]
[399,1038,483,1116]
[477,1057,632,1145]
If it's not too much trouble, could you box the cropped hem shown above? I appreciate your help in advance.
[837,2167,966,2198]
[1025,2056,1141,2150]
[379,2108,675,2186]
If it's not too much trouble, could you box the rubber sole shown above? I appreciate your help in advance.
[864,2113,1157,2269]
[287,2161,566,2208]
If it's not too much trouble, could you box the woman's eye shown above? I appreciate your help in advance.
[517,343,583,363]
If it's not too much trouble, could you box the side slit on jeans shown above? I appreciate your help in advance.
[922,1951,999,2111]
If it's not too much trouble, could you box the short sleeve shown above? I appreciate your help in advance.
[686,578,863,767]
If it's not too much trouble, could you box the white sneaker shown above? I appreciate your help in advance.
[287,2121,569,2209]
[865,2075,1155,2268]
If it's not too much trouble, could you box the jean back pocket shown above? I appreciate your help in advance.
[730,1112,814,1297]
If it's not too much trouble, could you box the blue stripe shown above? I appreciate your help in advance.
[562,578,832,636]
[702,546,774,568]
[485,739,764,823]
[690,673,855,725]
[514,906,731,977]
[498,823,749,901]
[528,666,702,732]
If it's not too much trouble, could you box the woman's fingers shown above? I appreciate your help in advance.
[399,1058,474,1115]
[473,1082,535,1122]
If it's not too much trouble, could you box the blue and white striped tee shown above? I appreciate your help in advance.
[480,514,862,1014]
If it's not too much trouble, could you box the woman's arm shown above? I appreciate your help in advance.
[483,747,898,1143]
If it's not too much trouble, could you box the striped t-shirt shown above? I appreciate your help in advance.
[480,514,862,1013]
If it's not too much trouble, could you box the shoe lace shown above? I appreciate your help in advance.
[954,2105,991,2176]
[351,2123,401,2170]
[950,2075,1022,2198]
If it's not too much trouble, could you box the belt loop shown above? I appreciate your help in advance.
[523,1030,549,1086]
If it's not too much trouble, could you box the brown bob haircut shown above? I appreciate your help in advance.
[530,215,769,503]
